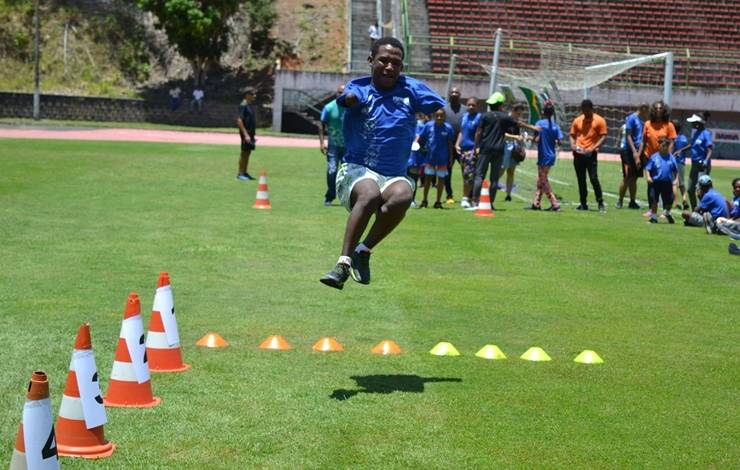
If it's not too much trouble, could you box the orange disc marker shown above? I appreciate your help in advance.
[312,337,344,352]
[475,180,495,217]
[56,323,116,459]
[104,293,161,408]
[252,170,272,209]
[10,371,60,469]
[146,272,191,372]
[258,335,293,350]
[196,332,229,348]
[371,340,402,355]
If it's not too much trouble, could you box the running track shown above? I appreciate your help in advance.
[1,127,739,168]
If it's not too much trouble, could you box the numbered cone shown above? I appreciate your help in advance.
[371,340,402,355]
[9,371,60,470]
[196,332,229,348]
[104,293,161,408]
[312,337,344,352]
[475,180,495,218]
[146,272,190,372]
[574,350,604,364]
[258,335,293,350]
[475,344,507,360]
[252,170,272,209]
[56,323,115,458]
[520,346,552,362]
[429,342,460,356]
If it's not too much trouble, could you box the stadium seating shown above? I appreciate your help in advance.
[425,0,740,88]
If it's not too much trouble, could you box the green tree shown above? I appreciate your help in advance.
[138,0,243,85]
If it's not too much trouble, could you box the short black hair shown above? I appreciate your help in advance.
[371,37,405,59]
[581,99,593,109]
[732,177,740,187]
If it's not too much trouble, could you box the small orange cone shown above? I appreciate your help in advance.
[196,332,229,348]
[312,337,344,352]
[10,371,60,470]
[146,272,190,372]
[56,323,115,459]
[371,340,402,355]
[104,293,161,408]
[258,335,293,350]
[252,170,272,209]
[475,180,495,217]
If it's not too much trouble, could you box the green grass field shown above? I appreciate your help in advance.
[1,139,738,469]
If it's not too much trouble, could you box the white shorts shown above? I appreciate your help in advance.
[336,163,415,211]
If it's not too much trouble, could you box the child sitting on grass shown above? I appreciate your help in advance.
[645,137,678,224]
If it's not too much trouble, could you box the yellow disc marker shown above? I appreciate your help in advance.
[520,346,552,362]
[573,350,604,364]
[475,345,507,360]
[429,342,460,356]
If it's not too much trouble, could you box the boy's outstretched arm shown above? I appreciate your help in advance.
[340,92,358,108]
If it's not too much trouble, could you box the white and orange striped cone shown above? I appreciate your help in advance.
[104,293,161,408]
[146,272,190,372]
[9,371,60,470]
[252,170,272,209]
[475,180,495,218]
[56,323,115,458]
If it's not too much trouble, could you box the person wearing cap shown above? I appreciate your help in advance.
[318,84,347,206]
[685,113,714,210]
[636,101,676,218]
[617,102,649,209]
[471,92,535,209]
[531,100,563,211]
[443,87,464,204]
[569,99,607,212]
[681,174,728,233]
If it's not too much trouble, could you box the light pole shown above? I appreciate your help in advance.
[33,0,41,120]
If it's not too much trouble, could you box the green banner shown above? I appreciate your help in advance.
[519,87,542,125]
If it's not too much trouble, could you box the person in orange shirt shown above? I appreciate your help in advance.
[637,101,676,218]
[569,99,608,212]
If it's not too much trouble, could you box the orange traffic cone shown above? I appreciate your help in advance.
[312,337,344,352]
[258,335,293,350]
[56,323,115,459]
[196,332,229,348]
[10,371,60,470]
[371,340,403,355]
[146,272,190,372]
[104,293,161,408]
[475,180,495,217]
[252,170,272,209]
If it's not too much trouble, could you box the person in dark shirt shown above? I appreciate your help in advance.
[236,91,257,181]
[443,87,464,203]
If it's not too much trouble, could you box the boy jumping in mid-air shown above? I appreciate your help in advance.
[320,37,445,289]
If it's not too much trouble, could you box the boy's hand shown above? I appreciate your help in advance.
[320,143,327,155]
[342,92,358,107]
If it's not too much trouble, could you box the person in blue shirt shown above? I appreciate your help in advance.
[671,119,690,210]
[530,101,563,211]
[419,108,455,209]
[318,84,346,206]
[685,114,713,210]
[716,177,740,240]
[408,112,429,208]
[644,137,679,224]
[617,103,649,209]
[320,37,445,289]
[682,174,728,233]
[454,97,480,208]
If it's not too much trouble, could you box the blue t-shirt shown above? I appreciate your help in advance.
[699,188,728,219]
[730,196,740,219]
[535,118,563,167]
[625,112,644,149]
[338,75,445,176]
[407,120,428,168]
[320,99,345,147]
[690,128,713,163]
[673,134,689,164]
[459,112,480,151]
[645,152,678,182]
[421,121,455,166]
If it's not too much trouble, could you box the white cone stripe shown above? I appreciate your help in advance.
[145,330,179,349]
[256,191,270,199]
[9,449,26,470]
[258,177,268,184]
[58,395,85,421]
[110,360,142,382]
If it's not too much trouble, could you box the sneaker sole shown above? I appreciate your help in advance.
[319,277,344,290]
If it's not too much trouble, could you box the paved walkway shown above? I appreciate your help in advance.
[1,126,739,167]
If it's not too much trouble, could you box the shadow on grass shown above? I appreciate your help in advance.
[330,374,462,400]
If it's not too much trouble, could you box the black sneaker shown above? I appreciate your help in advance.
[615,201,623,209]
[530,204,541,210]
[350,250,371,284]
[505,195,512,202]
[433,201,443,209]
[729,243,740,256]
[665,212,675,224]
[320,263,351,290]
[598,202,606,213]
[243,172,255,180]
[649,215,658,224]
[419,200,428,208]
[546,205,561,212]
[576,204,589,211]
[628,201,641,209]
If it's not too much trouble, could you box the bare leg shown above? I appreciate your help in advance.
[238,150,251,174]
[628,177,637,202]
[506,167,515,196]
[422,176,432,203]
[362,181,414,249]
[341,180,382,257]
[435,177,444,203]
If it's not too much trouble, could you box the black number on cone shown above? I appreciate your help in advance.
[41,426,57,459]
